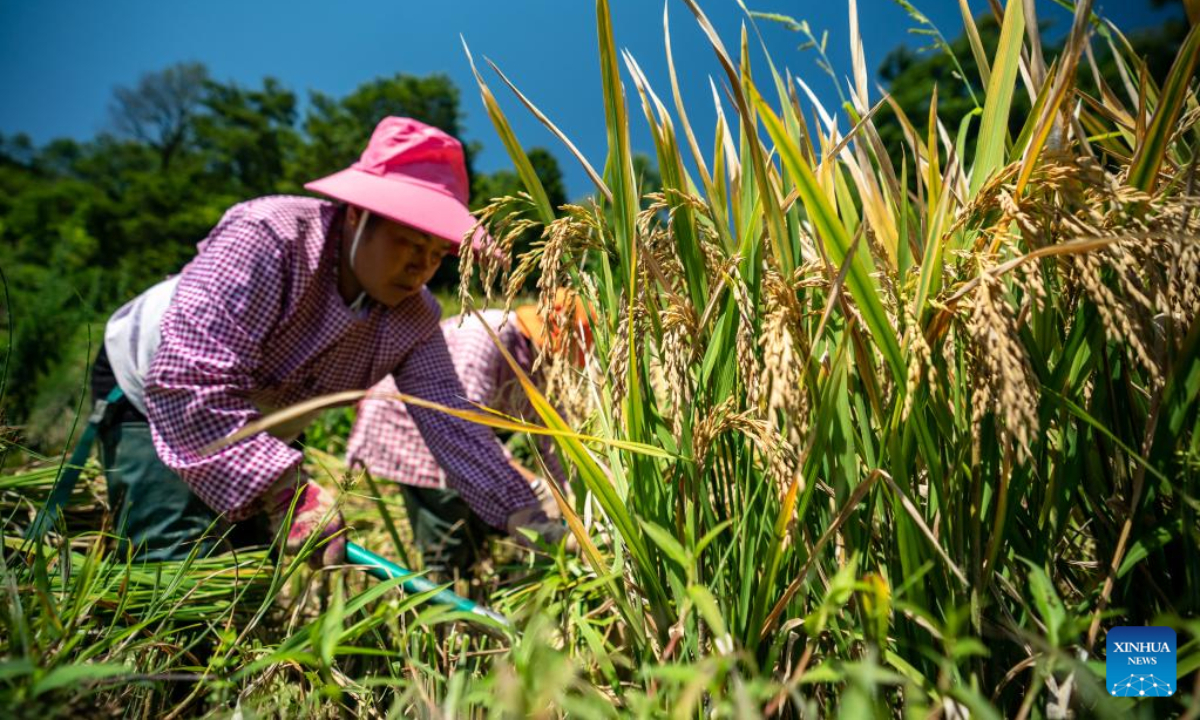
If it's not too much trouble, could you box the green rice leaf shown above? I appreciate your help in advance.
[1129,21,1200,192]
[970,0,1025,197]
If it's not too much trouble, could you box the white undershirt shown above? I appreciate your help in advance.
[103,275,180,415]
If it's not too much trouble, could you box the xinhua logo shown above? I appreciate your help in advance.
[1106,626,1176,697]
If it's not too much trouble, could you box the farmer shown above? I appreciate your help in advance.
[89,116,565,565]
[346,291,593,580]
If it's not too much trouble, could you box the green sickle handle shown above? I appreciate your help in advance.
[345,541,511,628]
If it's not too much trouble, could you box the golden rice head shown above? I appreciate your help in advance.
[966,268,1040,464]
[464,193,540,310]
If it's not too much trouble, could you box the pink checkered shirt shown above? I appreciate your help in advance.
[143,195,539,527]
[346,309,567,491]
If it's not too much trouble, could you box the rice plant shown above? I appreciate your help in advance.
[457,0,1200,714]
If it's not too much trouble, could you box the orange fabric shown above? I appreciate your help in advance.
[514,289,596,366]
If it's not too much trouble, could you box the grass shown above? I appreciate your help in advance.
[4,0,1200,716]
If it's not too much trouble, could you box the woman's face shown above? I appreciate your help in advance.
[348,207,454,307]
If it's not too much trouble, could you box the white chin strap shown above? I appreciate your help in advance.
[348,209,370,312]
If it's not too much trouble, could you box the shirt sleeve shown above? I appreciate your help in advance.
[393,326,540,529]
[144,208,302,520]
[346,375,445,487]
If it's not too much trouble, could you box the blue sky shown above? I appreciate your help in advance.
[0,1,1180,199]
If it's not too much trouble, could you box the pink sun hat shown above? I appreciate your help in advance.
[305,116,490,256]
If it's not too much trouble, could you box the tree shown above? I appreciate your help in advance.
[294,73,468,185]
[109,62,210,172]
[195,77,300,195]
[0,133,35,170]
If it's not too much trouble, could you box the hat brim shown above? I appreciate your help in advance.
[305,168,490,256]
